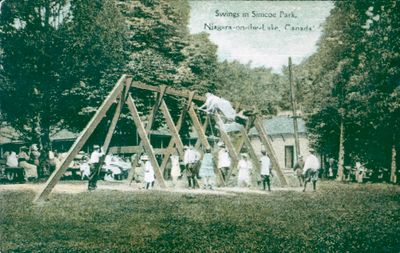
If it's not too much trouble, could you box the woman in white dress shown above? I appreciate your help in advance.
[6,151,18,167]
[103,155,122,180]
[237,154,251,187]
[143,156,155,189]
[80,156,91,180]
[170,153,181,187]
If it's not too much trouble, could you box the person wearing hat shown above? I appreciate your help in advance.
[142,155,155,189]
[183,145,201,188]
[293,155,305,186]
[302,148,320,192]
[217,142,231,182]
[237,153,252,187]
[88,145,104,191]
[199,147,216,189]
[30,144,41,166]
[18,146,38,181]
[80,155,91,180]
[259,149,272,191]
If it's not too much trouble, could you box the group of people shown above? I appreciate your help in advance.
[3,144,40,181]
[159,142,274,191]
[2,141,323,193]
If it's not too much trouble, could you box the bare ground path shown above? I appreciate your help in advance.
[0,180,304,196]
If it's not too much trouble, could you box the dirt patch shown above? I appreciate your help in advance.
[0,180,303,196]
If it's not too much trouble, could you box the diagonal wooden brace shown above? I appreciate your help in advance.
[160,100,185,156]
[188,104,211,150]
[159,92,195,174]
[126,95,166,188]
[254,116,288,186]
[127,85,167,184]
[195,115,209,150]
[214,113,239,181]
[235,116,255,154]
[239,125,260,177]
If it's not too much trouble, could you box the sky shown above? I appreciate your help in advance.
[188,1,333,73]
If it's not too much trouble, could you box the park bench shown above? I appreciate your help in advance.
[0,166,25,182]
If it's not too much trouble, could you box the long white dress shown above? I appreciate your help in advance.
[218,149,231,169]
[103,155,122,176]
[237,159,251,186]
[144,161,155,183]
[80,162,91,179]
[170,155,181,179]
[6,152,18,167]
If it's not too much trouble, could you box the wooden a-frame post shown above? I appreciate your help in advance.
[225,115,261,178]
[214,113,239,182]
[159,91,195,174]
[160,100,185,156]
[254,116,288,186]
[34,75,132,202]
[96,77,132,176]
[188,104,211,150]
[127,85,168,184]
[239,125,261,178]
[126,95,166,188]
[235,117,255,155]
[194,115,209,150]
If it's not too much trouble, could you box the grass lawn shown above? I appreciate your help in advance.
[0,181,399,252]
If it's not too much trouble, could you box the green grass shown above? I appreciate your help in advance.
[1,182,399,252]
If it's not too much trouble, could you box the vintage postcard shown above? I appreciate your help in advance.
[0,0,399,252]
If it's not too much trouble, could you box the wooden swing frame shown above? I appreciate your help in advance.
[33,74,288,202]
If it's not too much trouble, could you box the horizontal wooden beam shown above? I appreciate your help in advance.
[126,77,257,114]
[129,80,206,103]
[108,146,170,155]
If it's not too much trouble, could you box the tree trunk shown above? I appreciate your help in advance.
[34,112,51,177]
[390,134,397,184]
[336,120,345,181]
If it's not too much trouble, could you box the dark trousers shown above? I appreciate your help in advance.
[303,170,318,191]
[220,167,229,181]
[88,163,100,190]
[261,175,271,191]
[186,163,199,188]
[145,181,155,189]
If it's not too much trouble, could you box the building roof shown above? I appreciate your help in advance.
[0,126,20,144]
[0,115,307,145]
[249,115,307,136]
[50,129,79,140]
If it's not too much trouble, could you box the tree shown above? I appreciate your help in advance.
[0,0,127,160]
[295,1,400,178]
[118,0,219,134]
[214,60,285,114]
